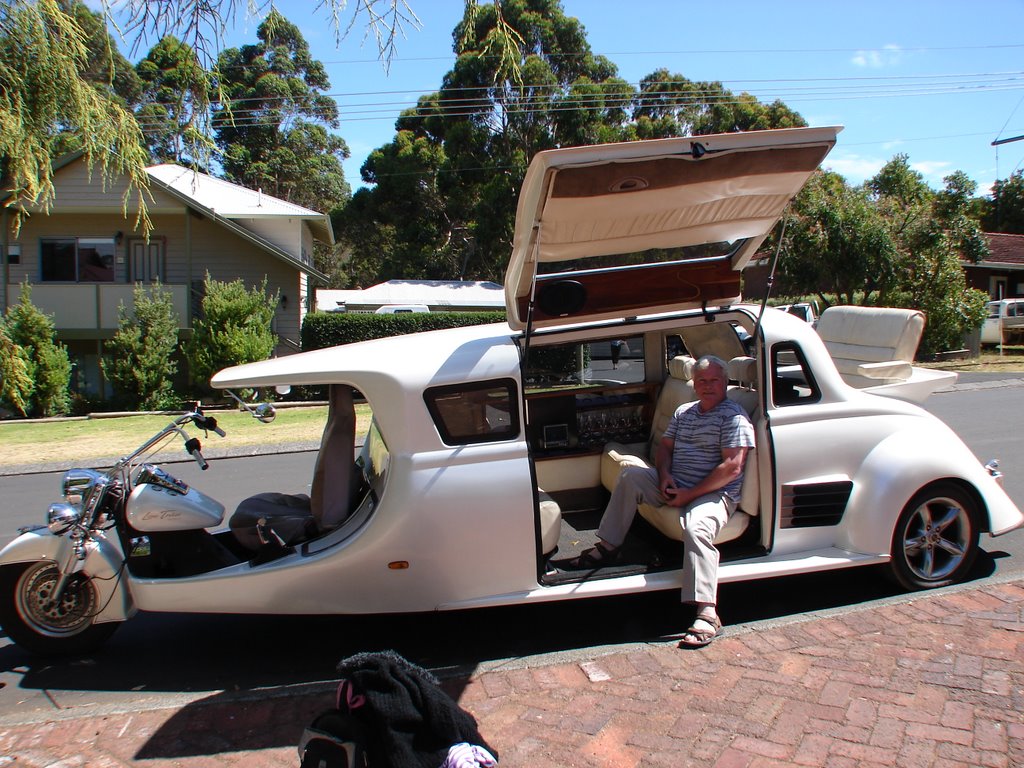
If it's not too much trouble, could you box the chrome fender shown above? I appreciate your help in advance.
[840,423,1022,555]
[0,528,135,624]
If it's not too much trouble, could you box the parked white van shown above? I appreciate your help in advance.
[980,298,1024,345]
[374,304,430,314]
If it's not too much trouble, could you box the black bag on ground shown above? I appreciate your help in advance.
[298,708,370,768]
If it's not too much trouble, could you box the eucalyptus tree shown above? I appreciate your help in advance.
[211,9,350,212]
[867,156,987,356]
[778,170,898,307]
[135,35,211,166]
[0,0,151,233]
[981,170,1024,234]
[632,68,805,139]
[779,159,987,356]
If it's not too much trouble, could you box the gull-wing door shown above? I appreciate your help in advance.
[505,126,841,331]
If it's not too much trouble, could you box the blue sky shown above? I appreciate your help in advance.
[156,0,1024,196]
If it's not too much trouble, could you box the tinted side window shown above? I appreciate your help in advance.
[424,379,520,445]
[771,342,821,406]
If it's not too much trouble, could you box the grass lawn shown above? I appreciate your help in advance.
[0,404,373,467]
[922,347,1024,373]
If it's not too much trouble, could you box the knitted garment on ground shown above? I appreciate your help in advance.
[335,650,497,768]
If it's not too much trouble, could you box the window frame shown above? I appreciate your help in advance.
[39,237,117,283]
[770,341,822,407]
[424,378,521,446]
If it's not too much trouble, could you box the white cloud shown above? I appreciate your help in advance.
[851,44,903,69]
[823,154,956,186]
[822,153,887,184]
[911,160,954,183]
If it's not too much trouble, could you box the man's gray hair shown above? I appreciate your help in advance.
[694,355,728,376]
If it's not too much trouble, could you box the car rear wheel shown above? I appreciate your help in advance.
[889,483,980,591]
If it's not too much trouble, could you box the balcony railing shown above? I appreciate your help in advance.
[5,283,191,331]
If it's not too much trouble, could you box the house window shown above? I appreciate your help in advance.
[41,238,115,282]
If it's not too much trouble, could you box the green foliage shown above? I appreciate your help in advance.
[102,282,182,410]
[0,0,152,235]
[981,169,1024,234]
[135,35,211,165]
[779,158,990,356]
[62,0,143,108]
[3,286,71,416]
[186,274,278,385]
[632,69,806,138]
[779,171,897,306]
[211,9,350,212]
[301,311,506,351]
[1,1,421,242]
[0,323,33,417]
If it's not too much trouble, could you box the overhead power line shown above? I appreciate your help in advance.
[307,43,1024,67]
[137,72,1024,132]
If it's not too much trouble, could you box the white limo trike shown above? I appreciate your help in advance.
[2,126,1021,654]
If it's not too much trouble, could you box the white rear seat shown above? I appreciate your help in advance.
[816,306,925,387]
[601,355,696,490]
[538,490,561,555]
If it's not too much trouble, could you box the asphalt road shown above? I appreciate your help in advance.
[0,377,1021,723]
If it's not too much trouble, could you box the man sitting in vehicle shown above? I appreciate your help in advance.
[570,355,755,648]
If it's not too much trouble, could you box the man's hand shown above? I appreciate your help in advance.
[663,485,692,508]
[662,447,749,508]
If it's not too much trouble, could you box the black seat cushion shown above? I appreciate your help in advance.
[229,492,317,551]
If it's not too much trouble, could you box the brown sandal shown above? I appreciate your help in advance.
[568,542,621,569]
[678,614,722,649]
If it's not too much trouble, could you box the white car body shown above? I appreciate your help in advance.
[3,127,1021,638]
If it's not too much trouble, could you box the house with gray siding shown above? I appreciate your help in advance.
[1,155,331,396]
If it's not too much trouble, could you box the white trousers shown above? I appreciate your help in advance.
[597,465,734,605]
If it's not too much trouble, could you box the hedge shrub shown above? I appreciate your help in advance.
[302,311,507,351]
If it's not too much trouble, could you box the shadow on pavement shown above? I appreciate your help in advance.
[133,687,330,759]
[0,554,1003,707]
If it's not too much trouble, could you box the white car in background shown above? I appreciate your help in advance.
[980,298,1024,345]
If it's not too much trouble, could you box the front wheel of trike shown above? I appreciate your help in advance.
[888,482,981,591]
[0,562,118,655]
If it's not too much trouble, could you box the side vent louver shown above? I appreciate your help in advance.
[781,480,853,529]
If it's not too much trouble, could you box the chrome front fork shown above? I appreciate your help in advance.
[49,528,89,609]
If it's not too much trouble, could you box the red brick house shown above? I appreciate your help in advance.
[964,233,1024,299]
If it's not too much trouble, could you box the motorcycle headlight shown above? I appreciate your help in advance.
[62,468,104,509]
[48,502,83,535]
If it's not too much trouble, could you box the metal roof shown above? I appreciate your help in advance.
[145,164,334,246]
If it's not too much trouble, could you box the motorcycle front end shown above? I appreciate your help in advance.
[0,403,244,655]
[0,467,131,655]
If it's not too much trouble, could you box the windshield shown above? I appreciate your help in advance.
[358,418,389,492]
